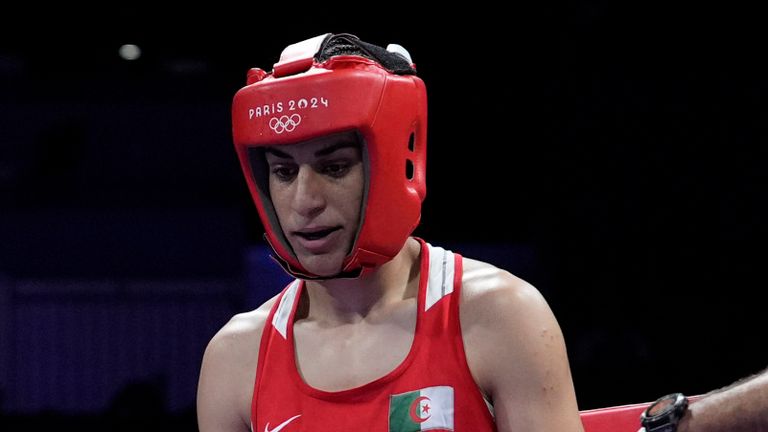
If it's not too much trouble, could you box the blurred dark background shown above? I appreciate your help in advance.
[2,3,767,430]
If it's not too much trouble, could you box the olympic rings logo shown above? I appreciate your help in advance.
[269,114,302,134]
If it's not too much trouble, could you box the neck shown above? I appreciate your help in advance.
[301,237,421,324]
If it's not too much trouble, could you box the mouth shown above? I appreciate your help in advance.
[292,226,343,254]
[294,226,342,241]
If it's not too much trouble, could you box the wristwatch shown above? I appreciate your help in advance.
[639,393,689,432]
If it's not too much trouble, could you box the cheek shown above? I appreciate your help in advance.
[342,192,362,220]
[268,182,291,219]
[343,171,365,218]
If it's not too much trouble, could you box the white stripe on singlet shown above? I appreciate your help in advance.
[425,243,455,312]
[272,279,301,339]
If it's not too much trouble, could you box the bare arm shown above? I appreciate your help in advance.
[677,368,768,432]
[197,300,276,432]
[461,261,584,432]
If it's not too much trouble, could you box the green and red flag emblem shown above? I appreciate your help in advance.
[389,386,454,431]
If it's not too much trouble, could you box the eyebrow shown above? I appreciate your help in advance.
[263,141,359,159]
[315,141,359,157]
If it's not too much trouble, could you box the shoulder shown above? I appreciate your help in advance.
[459,257,583,430]
[459,257,561,391]
[204,298,278,369]
[207,295,279,358]
[460,257,550,330]
[197,293,281,432]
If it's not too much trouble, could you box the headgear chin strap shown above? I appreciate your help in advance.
[232,33,427,279]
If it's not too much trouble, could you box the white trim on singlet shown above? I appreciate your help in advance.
[272,279,301,339]
[425,243,455,312]
[274,243,455,332]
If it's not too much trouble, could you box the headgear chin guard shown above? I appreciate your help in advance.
[232,33,428,280]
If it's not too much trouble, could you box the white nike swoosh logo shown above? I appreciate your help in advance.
[264,414,301,432]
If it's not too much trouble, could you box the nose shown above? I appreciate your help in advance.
[291,165,326,218]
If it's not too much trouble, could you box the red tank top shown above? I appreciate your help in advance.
[251,240,497,431]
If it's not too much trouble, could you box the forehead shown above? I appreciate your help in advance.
[264,131,360,159]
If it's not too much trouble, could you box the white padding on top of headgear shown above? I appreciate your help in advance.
[278,33,331,64]
[386,43,412,63]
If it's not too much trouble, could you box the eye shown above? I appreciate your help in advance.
[322,162,350,178]
[271,165,297,182]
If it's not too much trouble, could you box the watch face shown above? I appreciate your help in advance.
[647,397,675,417]
[642,393,688,429]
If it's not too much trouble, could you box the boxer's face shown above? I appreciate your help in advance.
[265,131,363,277]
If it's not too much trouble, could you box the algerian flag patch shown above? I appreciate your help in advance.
[389,386,454,431]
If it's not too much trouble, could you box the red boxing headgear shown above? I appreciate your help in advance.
[232,33,427,279]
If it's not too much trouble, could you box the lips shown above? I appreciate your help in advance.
[292,226,342,253]
[294,226,341,240]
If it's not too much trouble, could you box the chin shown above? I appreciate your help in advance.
[297,251,347,278]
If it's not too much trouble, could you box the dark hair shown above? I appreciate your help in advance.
[315,33,416,75]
